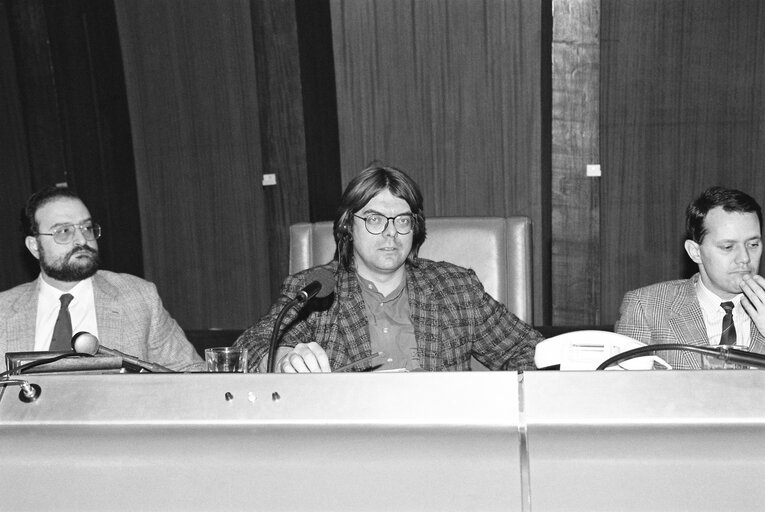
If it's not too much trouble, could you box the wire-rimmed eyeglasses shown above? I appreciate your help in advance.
[36,223,101,245]
[353,214,413,235]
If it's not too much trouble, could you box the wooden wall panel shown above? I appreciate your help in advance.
[601,0,765,324]
[330,0,547,324]
[115,0,271,329]
[551,0,600,325]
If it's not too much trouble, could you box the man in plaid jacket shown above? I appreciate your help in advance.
[236,164,542,373]
[616,186,765,369]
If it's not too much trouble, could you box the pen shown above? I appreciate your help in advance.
[335,351,385,373]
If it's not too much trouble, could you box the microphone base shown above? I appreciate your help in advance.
[5,352,124,374]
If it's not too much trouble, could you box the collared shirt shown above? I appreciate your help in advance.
[695,278,751,347]
[357,273,419,371]
[35,276,99,351]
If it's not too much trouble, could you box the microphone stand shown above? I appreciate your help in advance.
[266,268,336,373]
[267,297,303,373]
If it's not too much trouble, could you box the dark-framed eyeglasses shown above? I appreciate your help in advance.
[37,223,101,245]
[353,213,413,235]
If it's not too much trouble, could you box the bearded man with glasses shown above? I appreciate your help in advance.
[236,164,542,373]
[0,186,203,371]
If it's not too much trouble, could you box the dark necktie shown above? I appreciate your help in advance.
[50,293,74,351]
[719,301,737,346]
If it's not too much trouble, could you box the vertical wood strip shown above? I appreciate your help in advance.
[250,0,312,297]
[551,0,600,325]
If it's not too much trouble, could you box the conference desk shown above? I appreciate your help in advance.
[0,371,763,511]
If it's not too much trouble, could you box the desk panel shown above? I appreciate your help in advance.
[0,372,521,512]
[522,371,765,511]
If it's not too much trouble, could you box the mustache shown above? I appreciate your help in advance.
[68,246,98,258]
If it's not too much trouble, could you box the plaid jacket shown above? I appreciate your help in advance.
[615,273,765,369]
[236,259,542,372]
[0,270,203,371]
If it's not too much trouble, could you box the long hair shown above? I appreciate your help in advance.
[333,164,427,270]
[686,186,762,243]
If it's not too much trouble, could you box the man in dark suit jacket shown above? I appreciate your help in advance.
[0,186,202,371]
[235,164,542,373]
[616,186,765,369]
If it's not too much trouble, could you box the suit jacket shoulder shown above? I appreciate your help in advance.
[0,280,38,309]
[616,276,702,339]
[628,279,696,308]
[0,280,40,354]
[408,258,481,295]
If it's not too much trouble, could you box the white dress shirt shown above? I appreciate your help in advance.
[695,278,751,348]
[34,276,99,351]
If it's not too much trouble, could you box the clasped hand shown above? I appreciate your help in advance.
[275,342,332,373]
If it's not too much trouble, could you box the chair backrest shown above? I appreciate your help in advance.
[289,216,533,322]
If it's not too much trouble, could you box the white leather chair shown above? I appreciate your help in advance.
[289,216,533,323]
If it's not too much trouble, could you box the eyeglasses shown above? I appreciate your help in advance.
[354,213,413,235]
[37,223,101,245]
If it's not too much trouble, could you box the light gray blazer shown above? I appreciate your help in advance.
[615,273,765,369]
[0,270,203,371]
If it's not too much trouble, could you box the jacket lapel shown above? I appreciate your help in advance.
[331,269,372,361]
[667,275,708,346]
[92,272,123,346]
[663,276,708,368]
[406,263,440,370]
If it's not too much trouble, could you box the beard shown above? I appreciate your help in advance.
[39,244,100,282]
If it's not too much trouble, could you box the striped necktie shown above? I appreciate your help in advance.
[719,301,737,346]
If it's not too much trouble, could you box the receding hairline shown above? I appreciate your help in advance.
[33,196,91,228]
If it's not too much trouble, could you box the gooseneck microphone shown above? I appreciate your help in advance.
[295,274,334,303]
[72,332,176,373]
[267,268,336,373]
[596,343,765,370]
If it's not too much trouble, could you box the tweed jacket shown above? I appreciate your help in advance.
[0,270,203,371]
[236,259,542,372]
[615,273,765,369]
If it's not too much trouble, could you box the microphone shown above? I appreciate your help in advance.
[295,268,336,303]
[713,346,765,367]
[72,332,176,373]
[267,268,336,373]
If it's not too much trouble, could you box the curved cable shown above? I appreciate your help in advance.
[596,343,765,370]
[267,297,301,373]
